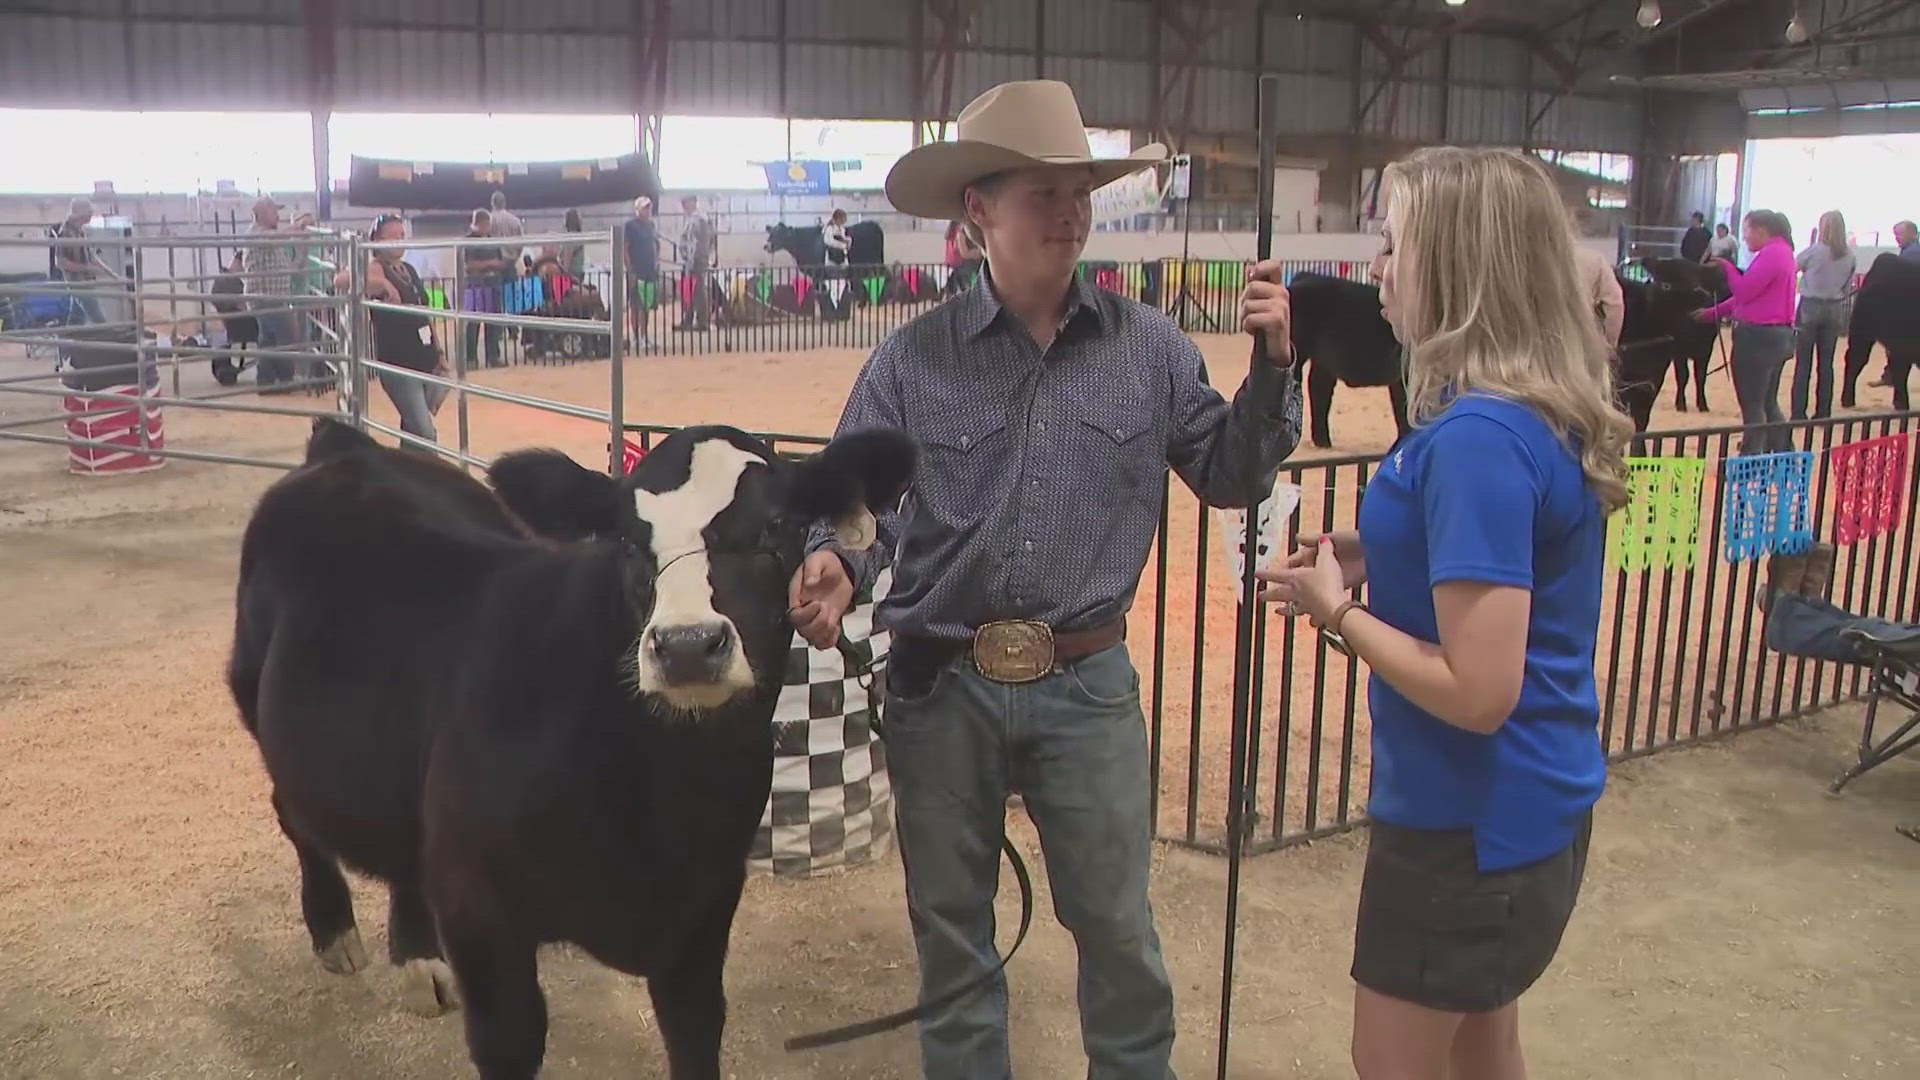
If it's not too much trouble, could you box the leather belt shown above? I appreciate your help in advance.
[897,620,1126,686]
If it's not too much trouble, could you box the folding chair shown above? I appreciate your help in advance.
[1829,629,1920,795]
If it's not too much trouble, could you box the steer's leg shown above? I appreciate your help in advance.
[271,792,365,975]
[1307,360,1337,448]
[438,907,546,1080]
[646,877,740,1080]
[388,885,459,1017]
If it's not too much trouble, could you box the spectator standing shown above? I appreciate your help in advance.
[1679,210,1712,263]
[623,197,660,347]
[342,213,447,442]
[677,194,716,332]
[463,209,508,368]
[49,196,105,323]
[1790,210,1855,421]
[1694,209,1798,454]
[488,190,525,263]
[1580,245,1624,345]
[245,195,305,392]
[1708,222,1740,262]
[943,217,981,296]
[824,208,850,265]
[540,208,587,280]
[1895,220,1920,263]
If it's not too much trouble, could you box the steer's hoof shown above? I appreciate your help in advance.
[399,958,461,1017]
[315,928,370,975]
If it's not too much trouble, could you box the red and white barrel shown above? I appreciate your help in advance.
[64,387,165,476]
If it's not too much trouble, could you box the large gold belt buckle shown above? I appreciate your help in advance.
[972,621,1056,684]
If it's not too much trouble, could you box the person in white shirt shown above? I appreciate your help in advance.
[1791,210,1856,420]
[1708,222,1739,262]
[1579,246,1624,345]
[824,209,850,265]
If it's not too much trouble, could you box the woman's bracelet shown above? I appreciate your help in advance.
[1317,598,1365,657]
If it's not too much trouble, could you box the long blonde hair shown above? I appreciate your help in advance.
[1818,209,1849,259]
[1384,147,1632,513]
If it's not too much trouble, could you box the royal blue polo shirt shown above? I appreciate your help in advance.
[1357,393,1607,871]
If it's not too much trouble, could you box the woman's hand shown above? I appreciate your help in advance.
[1257,535,1356,624]
[1689,308,1718,324]
[1240,260,1294,365]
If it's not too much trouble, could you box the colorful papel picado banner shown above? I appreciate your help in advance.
[1723,451,1815,563]
[1828,433,1911,545]
[1608,457,1707,571]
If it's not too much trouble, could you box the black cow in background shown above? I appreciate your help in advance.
[1639,257,1729,414]
[1843,252,1920,413]
[1286,271,1408,448]
[765,221,885,268]
[229,419,914,1079]
[766,222,887,320]
[1614,259,1729,432]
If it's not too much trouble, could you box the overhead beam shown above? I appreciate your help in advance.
[1632,0,1771,48]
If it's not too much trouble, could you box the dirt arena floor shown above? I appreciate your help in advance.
[2,333,1917,1078]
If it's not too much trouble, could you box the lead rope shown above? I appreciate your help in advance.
[782,634,1037,1052]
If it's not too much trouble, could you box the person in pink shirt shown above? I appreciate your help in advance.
[1692,209,1797,453]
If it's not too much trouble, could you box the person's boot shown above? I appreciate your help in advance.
[1799,541,1836,600]
[1764,551,1806,612]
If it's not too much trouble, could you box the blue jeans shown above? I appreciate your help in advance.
[884,643,1176,1080]
[1791,297,1847,420]
[1730,324,1795,454]
[254,309,304,385]
[377,369,447,442]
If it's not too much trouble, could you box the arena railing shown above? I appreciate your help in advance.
[414,256,1376,363]
[348,229,629,476]
[0,230,356,471]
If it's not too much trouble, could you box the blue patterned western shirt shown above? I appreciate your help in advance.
[812,274,1303,643]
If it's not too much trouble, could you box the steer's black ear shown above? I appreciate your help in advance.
[305,417,380,463]
[488,449,622,541]
[786,428,917,551]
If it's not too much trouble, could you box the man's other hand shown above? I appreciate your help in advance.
[789,550,854,650]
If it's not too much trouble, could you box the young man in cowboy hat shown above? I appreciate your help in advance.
[790,79,1301,1079]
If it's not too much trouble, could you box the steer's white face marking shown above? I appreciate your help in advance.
[632,438,763,711]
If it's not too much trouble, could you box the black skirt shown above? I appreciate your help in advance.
[1351,814,1592,1013]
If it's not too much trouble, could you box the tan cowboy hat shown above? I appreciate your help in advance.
[885,80,1167,220]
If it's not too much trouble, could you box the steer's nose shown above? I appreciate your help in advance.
[648,623,734,684]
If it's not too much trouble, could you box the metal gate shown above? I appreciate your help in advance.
[0,225,633,477]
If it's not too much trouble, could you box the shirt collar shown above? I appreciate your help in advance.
[957,264,1106,341]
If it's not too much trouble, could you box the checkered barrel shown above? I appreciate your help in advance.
[750,569,893,877]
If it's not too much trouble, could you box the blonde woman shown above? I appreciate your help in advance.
[1259,147,1631,1080]
[1791,210,1855,420]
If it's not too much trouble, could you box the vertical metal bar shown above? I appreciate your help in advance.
[132,237,150,456]
[1693,431,1733,736]
[167,240,182,398]
[1599,561,1629,752]
[345,234,366,431]
[1148,474,1171,837]
[1185,506,1209,844]
[1888,415,1920,624]
[1334,459,1366,823]
[608,227,628,477]
[452,239,471,472]
[1217,72,1279,1080]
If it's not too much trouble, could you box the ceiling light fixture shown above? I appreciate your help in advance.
[1444,0,1467,8]
[1635,1,1662,30]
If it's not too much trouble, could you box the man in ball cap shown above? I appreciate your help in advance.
[789,79,1303,1078]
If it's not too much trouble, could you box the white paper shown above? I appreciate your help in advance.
[417,325,433,345]
[1213,479,1303,586]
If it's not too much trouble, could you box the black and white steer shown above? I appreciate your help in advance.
[228,419,914,1080]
